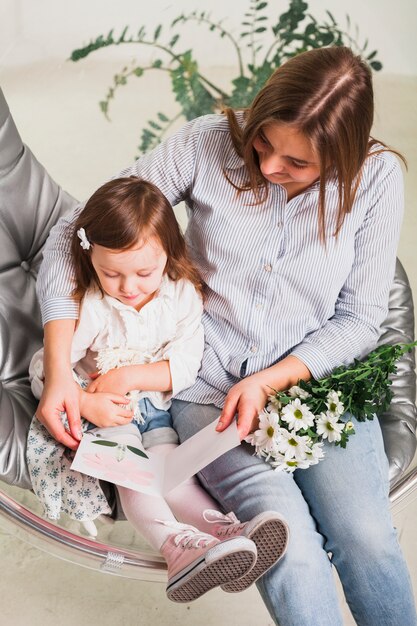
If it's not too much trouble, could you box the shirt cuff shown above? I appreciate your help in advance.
[290,343,333,381]
[41,297,80,326]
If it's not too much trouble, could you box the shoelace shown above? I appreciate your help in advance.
[156,519,214,548]
[202,509,246,537]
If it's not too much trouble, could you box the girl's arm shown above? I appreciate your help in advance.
[216,355,311,440]
[87,360,173,395]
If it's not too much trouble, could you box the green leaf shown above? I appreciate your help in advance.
[256,2,268,10]
[92,440,118,447]
[370,60,383,71]
[169,34,180,48]
[134,67,144,77]
[127,445,149,459]
[154,24,162,40]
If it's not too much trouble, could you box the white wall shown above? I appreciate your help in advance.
[0,0,416,301]
[1,0,416,75]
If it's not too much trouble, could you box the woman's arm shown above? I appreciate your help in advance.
[291,155,404,380]
[35,319,82,449]
[216,355,311,439]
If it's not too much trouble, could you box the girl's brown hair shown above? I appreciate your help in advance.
[224,46,405,241]
[71,177,203,300]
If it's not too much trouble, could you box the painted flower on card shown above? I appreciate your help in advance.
[82,453,155,486]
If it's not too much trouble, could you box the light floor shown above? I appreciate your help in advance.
[0,62,416,625]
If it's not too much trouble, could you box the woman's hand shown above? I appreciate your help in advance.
[216,373,269,440]
[79,390,134,428]
[36,373,83,450]
[216,356,311,440]
[86,367,134,396]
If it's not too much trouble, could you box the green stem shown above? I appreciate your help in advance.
[180,14,245,76]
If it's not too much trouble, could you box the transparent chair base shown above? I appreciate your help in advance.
[1,466,416,581]
[0,480,167,581]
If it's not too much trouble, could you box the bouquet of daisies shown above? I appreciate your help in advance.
[245,342,416,473]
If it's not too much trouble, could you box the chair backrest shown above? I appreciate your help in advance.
[0,87,77,487]
[0,86,415,491]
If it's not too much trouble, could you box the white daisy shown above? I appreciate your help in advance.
[270,454,312,473]
[245,409,281,454]
[288,385,311,400]
[277,428,311,461]
[316,412,344,443]
[325,390,345,418]
[281,398,315,432]
[305,442,325,465]
[267,395,282,412]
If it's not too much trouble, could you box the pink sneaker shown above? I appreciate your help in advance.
[159,521,257,603]
[202,509,289,592]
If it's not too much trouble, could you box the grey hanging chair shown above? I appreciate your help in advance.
[0,86,416,578]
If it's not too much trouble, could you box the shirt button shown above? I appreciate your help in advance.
[250,345,258,353]
[264,264,272,272]
[277,221,282,228]
[255,303,263,310]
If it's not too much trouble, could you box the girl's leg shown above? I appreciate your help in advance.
[172,399,343,626]
[148,442,223,527]
[117,486,180,551]
[172,400,415,626]
[153,442,289,591]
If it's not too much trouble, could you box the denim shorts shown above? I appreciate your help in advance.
[136,397,178,448]
[86,397,178,449]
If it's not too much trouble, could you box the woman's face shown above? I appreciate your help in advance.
[253,123,320,191]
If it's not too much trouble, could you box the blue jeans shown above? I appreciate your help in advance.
[171,400,417,626]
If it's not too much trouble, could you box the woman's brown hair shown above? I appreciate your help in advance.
[224,46,405,241]
[71,177,203,300]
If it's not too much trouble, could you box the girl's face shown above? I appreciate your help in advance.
[252,123,320,193]
[91,236,167,311]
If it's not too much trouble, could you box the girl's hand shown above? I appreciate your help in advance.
[87,367,134,396]
[36,374,82,450]
[79,390,134,428]
[216,374,269,440]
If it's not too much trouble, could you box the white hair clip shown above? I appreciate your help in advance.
[77,228,91,250]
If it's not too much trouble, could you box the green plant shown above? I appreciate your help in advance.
[70,0,382,155]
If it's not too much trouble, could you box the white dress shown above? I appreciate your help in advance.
[26,276,204,521]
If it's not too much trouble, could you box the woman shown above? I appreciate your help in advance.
[35,46,416,624]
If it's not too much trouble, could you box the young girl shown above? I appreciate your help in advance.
[27,177,288,603]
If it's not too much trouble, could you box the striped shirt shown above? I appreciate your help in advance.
[37,113,404,408]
